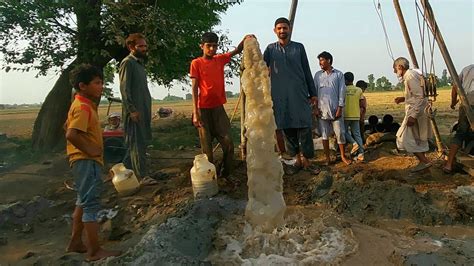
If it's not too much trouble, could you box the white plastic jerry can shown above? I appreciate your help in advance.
[190,154,218,199]
[110,163,140,196]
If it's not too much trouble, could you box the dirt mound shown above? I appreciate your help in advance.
[309,171,474,226]
[105,197,246,265]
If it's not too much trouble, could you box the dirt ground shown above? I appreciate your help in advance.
[1,138,473,265]
[1,90,474,265]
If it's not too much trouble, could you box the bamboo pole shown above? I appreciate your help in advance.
[393,0,445,156]
[420,0,474,131]
[393,0,419,69]
[288,0,298,39]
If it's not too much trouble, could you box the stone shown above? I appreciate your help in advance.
[11,202,26,218]
[22,251,35,259]
[311,171,333,199]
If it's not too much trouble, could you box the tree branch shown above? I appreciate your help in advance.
[48,17,77,35]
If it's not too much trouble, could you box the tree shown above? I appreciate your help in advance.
[0,0,240,151]
[439,69,449,87]
[375,76,392,91]
[161,95,184,101]
[367,74,375,91]
[225,91,234,98]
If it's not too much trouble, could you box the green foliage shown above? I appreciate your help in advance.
[438,69,450,87]
[375,76,392,91]
[102,60,117,98]
[161,95,184,101]
[0,0,241,84]
[367,74,375,91]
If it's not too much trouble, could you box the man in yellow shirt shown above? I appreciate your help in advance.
[343,72,364,161]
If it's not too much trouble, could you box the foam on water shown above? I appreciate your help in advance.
[209,214,358,265]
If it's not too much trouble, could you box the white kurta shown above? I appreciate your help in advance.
[396,69,432,153]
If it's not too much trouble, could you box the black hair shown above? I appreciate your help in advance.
[344,72,354,83]
[69,64,103,92]
[126,33,146,49]
[382,114,394,125]
[201,32,219,44]
[318,51,333,64]
[356,80,368,89]
[390,123,401,133]
[274,17,290,27]
[368,115,379,126]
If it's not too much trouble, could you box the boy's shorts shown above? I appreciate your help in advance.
[319,117,346,144]
[72,159,103,222]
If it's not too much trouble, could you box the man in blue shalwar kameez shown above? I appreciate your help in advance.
[263,17,319,174]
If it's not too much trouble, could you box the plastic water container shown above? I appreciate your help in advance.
[110,163,140,196]
[190,154,218,199]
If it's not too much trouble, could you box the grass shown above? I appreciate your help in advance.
[0,88,458,158]
[150,116,241,151]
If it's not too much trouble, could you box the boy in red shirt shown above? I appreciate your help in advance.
[190,32,252,178]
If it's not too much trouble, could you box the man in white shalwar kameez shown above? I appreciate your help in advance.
[393,57,432,172]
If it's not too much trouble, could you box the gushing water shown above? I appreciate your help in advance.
[208,212,358,265]
[242,37,286,231]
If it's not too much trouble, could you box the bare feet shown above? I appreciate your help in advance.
[341,157,352,165]
[85,248,121,262]
[66,240,87,253]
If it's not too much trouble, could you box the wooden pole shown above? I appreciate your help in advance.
[393,0,444,156]
[393,0,419,69]
[288,0,298,40]
[420,0,474,130]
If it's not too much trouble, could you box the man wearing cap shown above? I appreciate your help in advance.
[393,57,432,172]
[263,17,319,174]
[104,112,122,132]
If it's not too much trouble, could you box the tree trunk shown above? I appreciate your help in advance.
[32,62,77,151]
[31,0,109,152]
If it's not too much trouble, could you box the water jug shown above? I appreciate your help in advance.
[190,154,218,199]
[110,163,140,196]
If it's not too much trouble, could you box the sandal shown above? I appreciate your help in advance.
[140,176,159,186]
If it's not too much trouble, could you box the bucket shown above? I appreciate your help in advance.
[190,154,218,199]
[110,163,140,196]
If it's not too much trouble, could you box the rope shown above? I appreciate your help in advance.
[415,0,438,98]
[415,1,427,74]
[373,0,395,61]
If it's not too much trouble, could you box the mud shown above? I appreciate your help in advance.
[105,197,245,265]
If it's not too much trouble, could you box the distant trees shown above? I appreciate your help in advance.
[438,69,450,87]
[367,74,375,91]
[364,68,450,92]
[375,76,393,91]
[161,95,184,101]
[365,74,394,91]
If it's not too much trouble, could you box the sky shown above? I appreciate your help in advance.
[0,0,473,104]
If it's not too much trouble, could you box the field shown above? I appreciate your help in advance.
[0,88,458,139]
[1,88,473,265]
